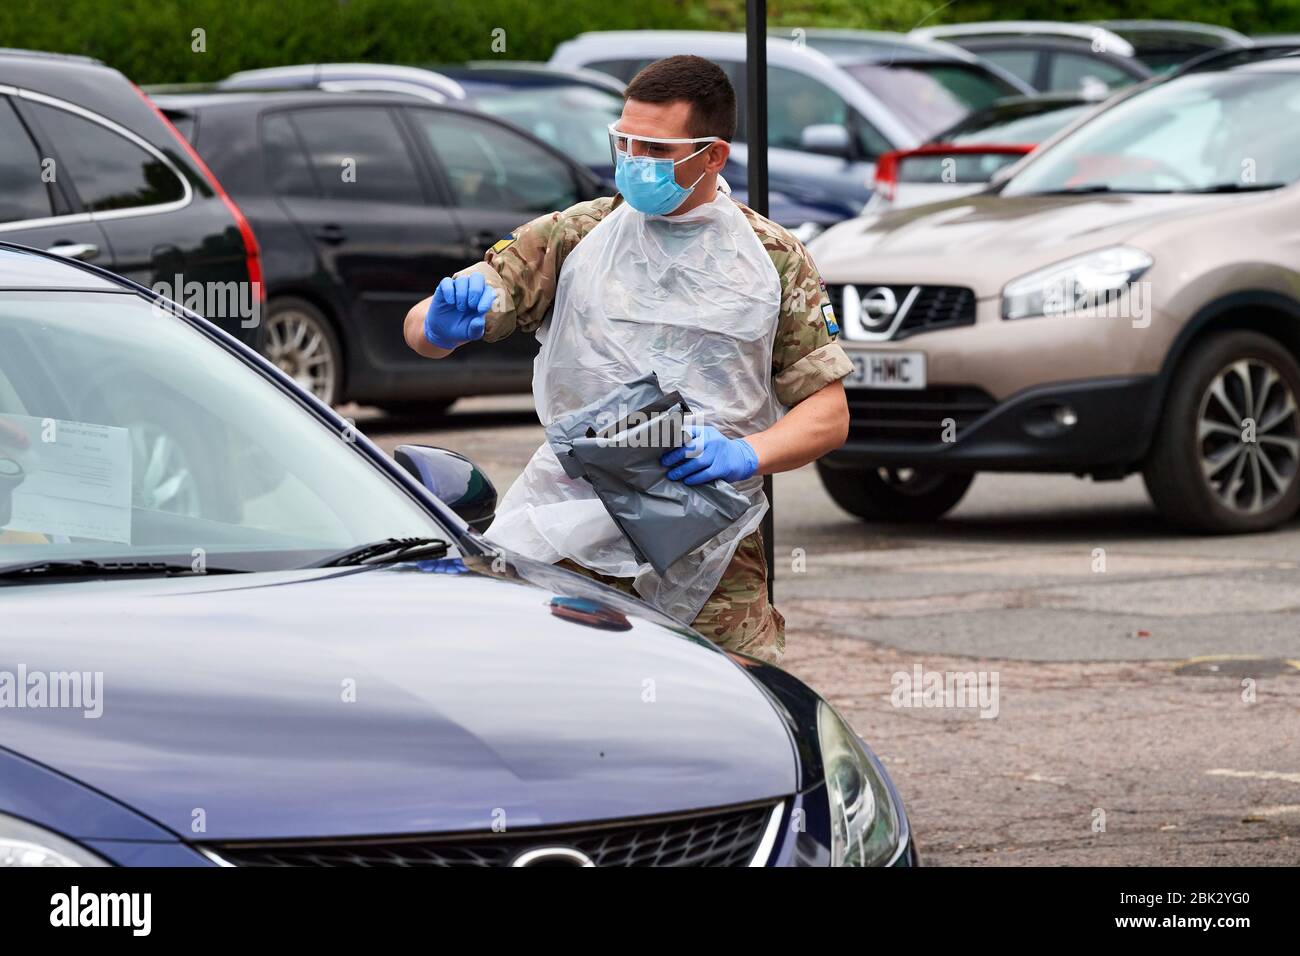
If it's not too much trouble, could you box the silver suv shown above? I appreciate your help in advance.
[809,55,1300,534]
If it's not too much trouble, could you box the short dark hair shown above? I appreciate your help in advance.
[624,55,737,141]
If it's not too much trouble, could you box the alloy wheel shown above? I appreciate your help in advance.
[265,308,337,403]
[1197,358,1300,515]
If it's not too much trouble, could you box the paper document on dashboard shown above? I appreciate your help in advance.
[0,414,132,543]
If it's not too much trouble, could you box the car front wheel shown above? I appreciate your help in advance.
[1144,330,1300,533]
[817,462,973,522]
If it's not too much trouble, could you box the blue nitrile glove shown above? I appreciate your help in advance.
[424,273,496,350]
[661,425,760,486]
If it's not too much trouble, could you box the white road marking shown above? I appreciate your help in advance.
[1207,768,1300,784]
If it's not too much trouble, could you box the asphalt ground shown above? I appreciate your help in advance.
[352,395,1300,866]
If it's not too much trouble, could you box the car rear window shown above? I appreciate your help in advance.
[261,112,319,198]
[1048,52,1139,95]
[946,104,1090,144]
[583,59,653,83]
[0,98,55,223]
[408,108,579,213]
[896,151,1024,184]
[843,62,1023,138]
[287,107,424,204]
[25,101,186,212]
[977,49,1040,87]
[468,85,621,169]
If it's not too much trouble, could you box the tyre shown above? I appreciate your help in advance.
[262,297,343,406]
[817,462,973,522]
[1144,330,1300,533]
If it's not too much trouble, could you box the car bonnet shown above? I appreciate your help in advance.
[810,191,1261,297]
[0,558,797,840]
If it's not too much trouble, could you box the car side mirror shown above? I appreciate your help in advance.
[800,123,852,158]
[394,445,496,533]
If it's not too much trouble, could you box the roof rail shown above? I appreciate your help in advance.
[0,47,105,66]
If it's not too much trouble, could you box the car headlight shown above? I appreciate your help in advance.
[0,812,108,867]
[1002,246,1152,320]
[817,701,902,866]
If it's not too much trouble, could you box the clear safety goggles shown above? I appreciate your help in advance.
[607,122,721,163]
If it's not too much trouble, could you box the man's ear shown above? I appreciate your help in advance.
[705,140,730,174]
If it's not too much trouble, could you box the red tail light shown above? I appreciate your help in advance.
[132,84,265,304]
[873,150,901,202]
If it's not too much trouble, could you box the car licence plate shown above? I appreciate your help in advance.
[844,350,926,390]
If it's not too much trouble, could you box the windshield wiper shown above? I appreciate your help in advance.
[1182,182,1287,193]
[311,536,451,568]
[1023,185,1177,196]
[1023,184,1116,195]
[0,559,243,582]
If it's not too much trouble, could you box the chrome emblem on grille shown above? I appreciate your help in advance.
[839,284,920,341]
[859,286,898,328]
[511,846,596,867]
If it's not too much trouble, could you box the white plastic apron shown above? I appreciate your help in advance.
[485,189,784,623]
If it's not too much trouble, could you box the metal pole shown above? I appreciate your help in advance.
[745,0,775,603]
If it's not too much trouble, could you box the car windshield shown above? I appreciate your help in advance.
[0,286,450,572]
[942,102,1091,144]
[467,84,623,169]
[842,62,1023,139]
[1004,70,1300,195]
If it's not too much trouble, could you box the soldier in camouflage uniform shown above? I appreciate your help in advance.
[405,56,852,663]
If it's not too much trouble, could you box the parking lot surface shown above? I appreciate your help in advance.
[355,396,1300,865]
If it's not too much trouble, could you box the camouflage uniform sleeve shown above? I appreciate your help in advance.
[454,196,617,343]
[759,218,854,407]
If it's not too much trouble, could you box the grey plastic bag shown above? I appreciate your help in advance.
[545,373,751,576]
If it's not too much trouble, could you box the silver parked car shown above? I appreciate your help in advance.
[219,62,468,103]
[550,30,1032,219]
[1091,19,1250,73]
[910,21,1154,95]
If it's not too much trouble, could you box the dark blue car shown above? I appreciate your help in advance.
[0,244,915,867]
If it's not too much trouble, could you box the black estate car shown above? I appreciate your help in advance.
[153,89,608,410]
[0,49,262,348]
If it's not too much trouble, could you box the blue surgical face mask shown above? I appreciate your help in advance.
[615,143,712,216]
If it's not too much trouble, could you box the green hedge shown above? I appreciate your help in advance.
[2,0,1298,85]
[0,0,707,84]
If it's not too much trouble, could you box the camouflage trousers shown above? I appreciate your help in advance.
[557,530,786,663]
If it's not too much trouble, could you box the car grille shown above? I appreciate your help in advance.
[847,386,996,444]
[826,284,976,340]
[201,801,778,867]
